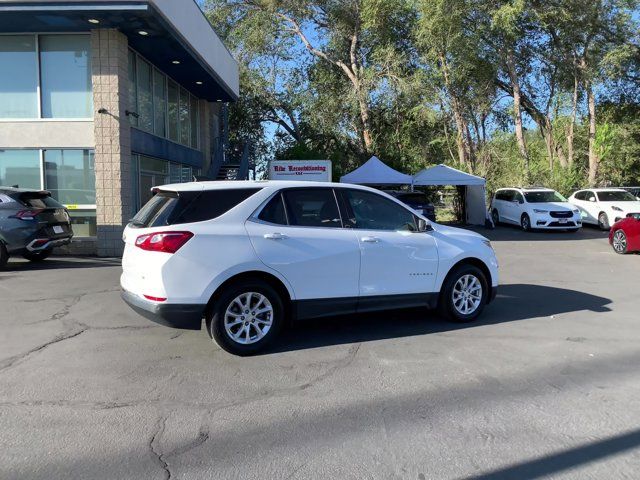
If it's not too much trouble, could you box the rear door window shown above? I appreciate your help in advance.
[130,188,261,228]
[281,188,342,228]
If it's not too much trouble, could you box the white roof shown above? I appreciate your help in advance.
[413,164,485,186]
[340,156,413,185]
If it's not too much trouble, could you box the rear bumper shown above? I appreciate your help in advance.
[26,236,72,252]
[121,290,204,330]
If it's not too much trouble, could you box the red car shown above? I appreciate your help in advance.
[609,213,640,254]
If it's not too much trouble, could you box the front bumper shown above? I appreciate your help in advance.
[532,214,581,229]
[121,290,204,330]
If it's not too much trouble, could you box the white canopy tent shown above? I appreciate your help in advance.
[340,156,413,185]
[413,164,487,225]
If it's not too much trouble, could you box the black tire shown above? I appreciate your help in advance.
[0,243,8,268]
[521,213,532,232]
[491,209,500,226]
[206,280,284,356]
[438,264,489,323]
[598,212,610,230]
[611,229,628,254]
[22,248,53,262]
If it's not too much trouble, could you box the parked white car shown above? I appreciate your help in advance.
[121,181,499,355]
[490,187,581,232]
[568,188,640,230]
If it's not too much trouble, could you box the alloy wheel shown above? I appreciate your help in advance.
[521,215,530,231]
[612,230,627,254]
[452,274,483,315]
[224,292,273,345]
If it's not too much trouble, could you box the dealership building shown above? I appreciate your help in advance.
[0,0,238,256]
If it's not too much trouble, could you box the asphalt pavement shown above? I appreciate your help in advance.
[1,225,639,480]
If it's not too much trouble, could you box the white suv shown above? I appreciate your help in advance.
[568,188,640,230]
[491,187,581,232]
[121,181,499,355]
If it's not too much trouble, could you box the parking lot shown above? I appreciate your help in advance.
[1,225,639,479]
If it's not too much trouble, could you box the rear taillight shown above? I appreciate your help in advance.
[12,209,43,220]
[143,295,167,302]
[135,231,193,253]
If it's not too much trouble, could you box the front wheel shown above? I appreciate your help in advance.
[438,265,488,323]
[207,281,284,356]
[598,212,610,230]
[521,213,531,232]
[612,229,628,254]
[491,209,500,226]
[23,248,53,262]
[0,243,8,268]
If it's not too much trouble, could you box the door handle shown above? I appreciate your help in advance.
[361,236,380,243]
[264,232,287,240]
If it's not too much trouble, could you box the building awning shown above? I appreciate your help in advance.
[0,0,239,102]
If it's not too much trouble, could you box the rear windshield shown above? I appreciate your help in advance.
[17,192,64,209]
[524,191,567,203]
[597,191,637,202]
[130,188,262,228]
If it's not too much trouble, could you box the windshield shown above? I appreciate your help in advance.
[597,191,637,202]
[524,191,567,203]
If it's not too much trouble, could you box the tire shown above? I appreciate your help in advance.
[206,280,284,356]
[611,229,628,254]
[491,209,500,226]
[521,213,531,232]
[438,264,488,323]
[0,243,8,268]
[22,248,53,262]
[598,212,610,230]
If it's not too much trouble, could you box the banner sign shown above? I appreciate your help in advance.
[268,160,332,182]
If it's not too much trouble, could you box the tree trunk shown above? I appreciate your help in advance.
[355,83,374,153]
[506,51,529,177]
[439,53,471,169]
[586,80,599,186]
[567,73,579,167]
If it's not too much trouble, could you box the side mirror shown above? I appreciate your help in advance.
[417,218,433,232]
[588,197,596,202]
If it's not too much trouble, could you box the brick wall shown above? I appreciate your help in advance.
[91,29,132,257]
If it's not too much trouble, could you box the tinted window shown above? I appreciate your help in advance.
[18,192,64,209]
[130,188,261,228]
[496,190,514,201]
[340,189,417,231]
[514,192,525,203]
[597,191,637,202]
[574,191,585,201]
[282,189,341,228]
[258,193,287,225]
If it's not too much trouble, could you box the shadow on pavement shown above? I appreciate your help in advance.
[1,256,121,272]
[467,427,640,480]
[462,223,610,243]
[269,283,612,354]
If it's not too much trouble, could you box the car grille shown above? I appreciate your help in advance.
[548,221,576,227]
[550,211,573,218]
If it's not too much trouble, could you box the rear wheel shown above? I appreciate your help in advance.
[22,248,53,262]
[207,280,284,356]
[598,212,610,230]
[438,264,488,323]
[521,213,531,232]
[612,229,628,254]
[0,243,8,268]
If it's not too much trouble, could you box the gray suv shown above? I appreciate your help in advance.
[0,188,73,268]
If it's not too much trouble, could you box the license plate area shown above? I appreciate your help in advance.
[53,225,64,234]
[559,219,568,224]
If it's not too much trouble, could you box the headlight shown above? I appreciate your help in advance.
[533,209,548,214]
[612,206,623,212]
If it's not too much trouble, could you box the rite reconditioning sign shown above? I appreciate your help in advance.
[268,160,332,182]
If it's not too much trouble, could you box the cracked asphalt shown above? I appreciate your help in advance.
[1,226,639,480]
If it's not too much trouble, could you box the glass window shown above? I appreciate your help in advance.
[128,50,138,126]
[140,156,168,175]
[169,162,182,184]
[0,35,38,118]
[340,189,416,231]
[40,35,92,118]
[514,192,524,203]
[153,69,166,137]
[167,80,179,142]
[68,209,97,237]
[179,87,190,145]
[136,57,153,131]
[282,189,342,228]
[524,190,566,203]
[0,149,41,189]
[190,95,199,148]
[597,190,637,202]
[258,194,287,225]
[44,149,95,205]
